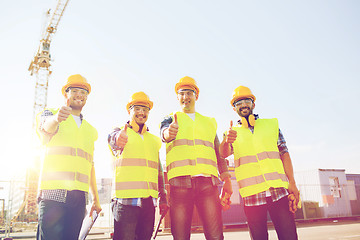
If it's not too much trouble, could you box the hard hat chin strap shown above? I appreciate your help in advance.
[241,115,256,128]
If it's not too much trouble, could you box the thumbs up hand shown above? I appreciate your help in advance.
[224,121,237,144]
[55,98,72,123]
[164,113,179,142]
[116,124,128,148]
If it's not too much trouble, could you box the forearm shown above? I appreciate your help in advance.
[281,152,300,204]
[162,127,172,143]
[158,159,166,196]
[281,152,296,184]
[219,138,232,158]
[215,135,231,180]
[89,166,100,203]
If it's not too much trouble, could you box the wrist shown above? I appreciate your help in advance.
[224,176,231,183]
[115,132,121,145]
[220,172,231,181]
[163,130,173,143]
[162,128,169,141]
[288,179,296,184]
[223,140,230,146]
[219,140,231,156]
[92,194,99,203]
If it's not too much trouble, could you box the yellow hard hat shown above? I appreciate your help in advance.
[230,86,256,106]
[61,74,91,96]
[126,91,153,112]
[175,76,199,96]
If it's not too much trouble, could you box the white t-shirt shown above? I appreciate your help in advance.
[186,113,196,121]
[72,115,82,128]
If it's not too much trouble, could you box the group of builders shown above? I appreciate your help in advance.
[35,74,300,240]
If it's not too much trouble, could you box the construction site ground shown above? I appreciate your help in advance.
[1,217,360,240]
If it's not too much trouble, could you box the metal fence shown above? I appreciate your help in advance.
[1,177,360,238]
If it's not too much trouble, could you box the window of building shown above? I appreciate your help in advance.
[329,177,341,198]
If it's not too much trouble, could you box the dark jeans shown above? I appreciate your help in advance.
[244,196,298,240]
[37,190,86,240]
[112,197,155,240]
[170,177,224,240]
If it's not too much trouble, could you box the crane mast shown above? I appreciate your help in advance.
[13,0,70,223]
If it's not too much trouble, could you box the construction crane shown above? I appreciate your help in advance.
[11,0,70,224]
[29,0,70,126]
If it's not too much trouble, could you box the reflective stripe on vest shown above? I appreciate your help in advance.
[47,146,93,163]
[42,171,89,184]
[115,158,158,170]
[166,139,214,154]
[165,112,218,180]
[238,172,287,188]
[234,151,280,167]
[166,158,217,172]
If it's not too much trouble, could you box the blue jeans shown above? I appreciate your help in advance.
[36,190,86,240]
[244,196,298,240]
[111,197,155,240]
[170,177,224,240]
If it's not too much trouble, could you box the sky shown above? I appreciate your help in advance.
[0,0,360,182]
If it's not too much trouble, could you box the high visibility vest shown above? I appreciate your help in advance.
[114,126,161,199]
[166,112,218,180]
[39,109,98,192]
[232,118,288,197]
